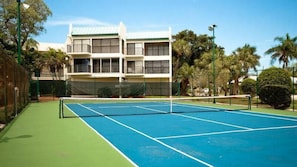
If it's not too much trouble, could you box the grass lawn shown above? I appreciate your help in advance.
[0,101,133,167]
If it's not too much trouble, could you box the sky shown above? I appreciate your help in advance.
[35,0,297,70]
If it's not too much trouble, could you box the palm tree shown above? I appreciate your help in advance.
[44,48,68,80]
[231,44,260,94]
[265,33,297,68]
[215,48,231,96]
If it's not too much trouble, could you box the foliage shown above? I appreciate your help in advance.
[0,0,52,55]
[177,63,195,95]
[172,29,261,96]
[258,67,292,109]
[128,84,145,97]
[240,78,256,97]
[98,87,112,98]
[229,44,260,94]
[172,39,192,80]
[172,30,213,95]
[258,67,292,89]
[0,0,52,71]
[44,48,69,80]
[259,85,291,109]
[265,33,297,68]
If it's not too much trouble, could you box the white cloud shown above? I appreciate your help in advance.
[47,17,113,26]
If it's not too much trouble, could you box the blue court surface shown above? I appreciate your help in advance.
[65,102,297,167]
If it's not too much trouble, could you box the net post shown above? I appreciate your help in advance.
[59,98,61,118]
[170,98,173,113]
[59,97,64,118]
[247,95,251,110]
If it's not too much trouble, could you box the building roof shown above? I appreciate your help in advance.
[69,22,171,39]
[127,31,171,40]
[71,26,119,36]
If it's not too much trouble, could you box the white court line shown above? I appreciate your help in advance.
[225,110,297,122]
[174,103,220,111]
[66,104,138,167]
[135,106,168,114]
[137,106,252,130]
[175,113,253,130]
[94,104,170,109]
[78,104,214,167]
[156,125,297,140]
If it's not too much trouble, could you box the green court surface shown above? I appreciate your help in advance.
[0,101,133,167]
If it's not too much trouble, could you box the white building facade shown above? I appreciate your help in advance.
[65,23,172,96]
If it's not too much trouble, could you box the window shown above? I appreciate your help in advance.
[92,38,119,53]
[102,59,110,72]
[127,61,135,73]
[111,58,119,72]
[145,60,169,73]
[93,59,100,73]
[127,61,143,73]
[127,43,143,55]
[127,43,135,55]
[74,59,90,72]
[145,43,169,56]
[122,39,125,54]
[73,39,90,52]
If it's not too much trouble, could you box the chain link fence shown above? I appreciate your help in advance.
[0,53,30,124]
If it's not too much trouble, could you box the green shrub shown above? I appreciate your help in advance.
[259,85,291,109]
[240,78,256,97]
[258,67,292,109]
[258,67,291,89]
[98,87,112,98]
[129,84,145,97]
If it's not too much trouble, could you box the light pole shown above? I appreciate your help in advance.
[16,0,29,64]
[208,24,217,103]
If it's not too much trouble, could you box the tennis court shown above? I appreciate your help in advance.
[61,96,297,167]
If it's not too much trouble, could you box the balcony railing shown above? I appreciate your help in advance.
[71,64,91,73]
[127,66,144,74]
[126,47,144,55]
[67,44,91,53]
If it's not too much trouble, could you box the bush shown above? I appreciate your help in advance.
[258,67,292,109]
[128,84,145,97]
[259,85,291,109]
[98,87,112,98]
[240,78,256,97]
[258,67,291,89]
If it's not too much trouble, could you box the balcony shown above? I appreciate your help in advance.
[126,47,144,57]
[66,64,91,75]
[126,66,144,76]
[67,44,91,55]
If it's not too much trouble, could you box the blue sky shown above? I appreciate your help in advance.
[35,0,297,69]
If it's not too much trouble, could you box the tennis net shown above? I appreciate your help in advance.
[59,95,251,118]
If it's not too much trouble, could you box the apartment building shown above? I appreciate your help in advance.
[65,22,172,96]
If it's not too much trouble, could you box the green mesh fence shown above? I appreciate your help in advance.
[0,53,30,123]
[66,81,179,97]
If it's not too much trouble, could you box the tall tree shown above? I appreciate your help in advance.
[173,30,213,66]
[44,48,68,80]
[0,0,52,62]
[231,44,260,94]
[265,33,297,68]
[172,39,192,80]
[173,30,214,95]
[177,63,195,96]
